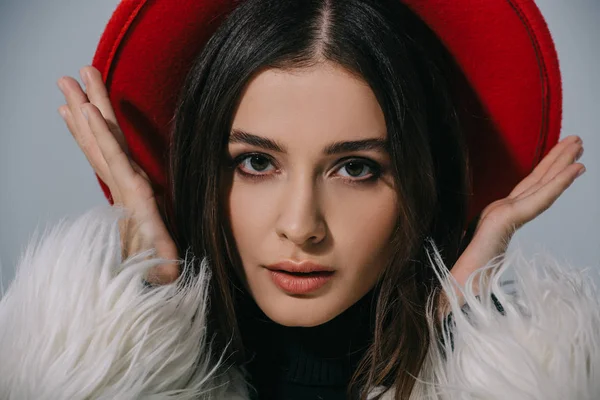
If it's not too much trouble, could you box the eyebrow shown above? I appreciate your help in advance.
[229,129,389,155]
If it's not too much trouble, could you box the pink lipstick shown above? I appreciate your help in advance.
[265,261,334,294]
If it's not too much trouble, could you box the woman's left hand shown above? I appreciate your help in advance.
[442,135,586,312]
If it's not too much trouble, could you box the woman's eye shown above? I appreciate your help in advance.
[231,154,380,182]
[337,160,378,179]
[238,154,275,174]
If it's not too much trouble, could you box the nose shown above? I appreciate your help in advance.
[275,177,326,247]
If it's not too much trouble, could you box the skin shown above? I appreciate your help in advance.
[56,64,586,324]
[224,62,398,327]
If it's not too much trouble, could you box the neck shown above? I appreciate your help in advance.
[238,289,377,397]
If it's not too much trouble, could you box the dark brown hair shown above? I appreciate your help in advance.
[168,0,470,398]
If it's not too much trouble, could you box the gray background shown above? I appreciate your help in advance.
[1,0,598,288]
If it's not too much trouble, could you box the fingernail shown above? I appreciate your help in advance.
[80,106,89,120]
[576,147,584,160]
[57,78,65,91]
[58,107,67,119]
[577,166,586,177]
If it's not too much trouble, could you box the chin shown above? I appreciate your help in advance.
[256,293,348,327]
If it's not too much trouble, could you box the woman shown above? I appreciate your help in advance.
[0,0,598,399]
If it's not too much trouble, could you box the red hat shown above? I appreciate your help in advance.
[91,0,561,226]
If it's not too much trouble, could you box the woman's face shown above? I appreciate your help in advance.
[224,62,399,327]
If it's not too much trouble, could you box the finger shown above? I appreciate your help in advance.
[512,162,583,224]
[516,144,583,200]
[57,76,90,133]
[59,104,112,185]
[58,105,78,145]
[510,135,582,197]
[81,103,139,195]
[538,142,583,186]
[79,66,116,121]
[79,66,129,155]
[57,76,113,178]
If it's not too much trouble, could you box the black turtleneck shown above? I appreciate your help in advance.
[236,287,505,399]
[238,290,377,400]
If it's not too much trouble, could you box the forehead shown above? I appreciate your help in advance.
[231,62,387,145]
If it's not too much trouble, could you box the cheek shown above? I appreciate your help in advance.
[227,181,278,260]
[328,185,398,277]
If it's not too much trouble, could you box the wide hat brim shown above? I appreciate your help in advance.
[91,0,561,226]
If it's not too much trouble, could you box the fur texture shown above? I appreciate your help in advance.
[0,206,598,399]
[408,242,600,399]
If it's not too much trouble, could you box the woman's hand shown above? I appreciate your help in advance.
[57,65,180,285]
[442,135,586,314]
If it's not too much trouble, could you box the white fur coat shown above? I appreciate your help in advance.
[0,205,598,399]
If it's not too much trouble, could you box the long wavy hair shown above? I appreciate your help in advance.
[168,0,471,398]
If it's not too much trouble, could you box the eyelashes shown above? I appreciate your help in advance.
[228,152,383,184]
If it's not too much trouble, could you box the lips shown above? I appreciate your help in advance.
[266,260,334,273]
[265,261,335,294]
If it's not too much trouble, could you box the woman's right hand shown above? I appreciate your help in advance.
[57,65,180,285]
